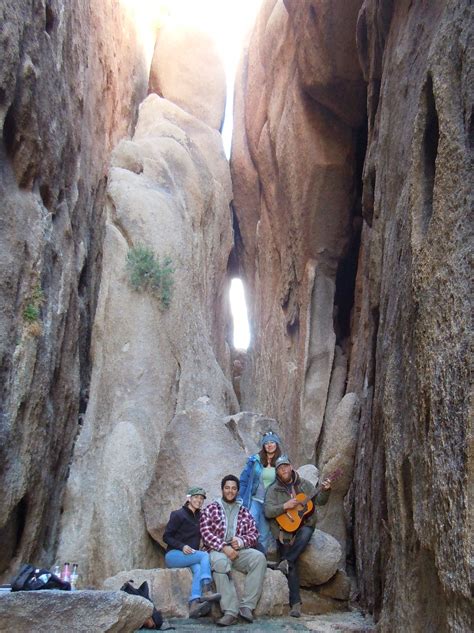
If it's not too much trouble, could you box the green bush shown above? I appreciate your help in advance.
[23,285,44,322]
[23,304,40,322]
[126,244,174,308]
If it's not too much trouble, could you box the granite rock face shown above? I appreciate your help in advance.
[0,0,156,582]
[56,95,237,585]
[149,18,226,130]
[230,0,366,465]
[0,590,152,633]
[233,0,472,631]
[348,1,472,630]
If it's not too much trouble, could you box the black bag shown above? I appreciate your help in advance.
[120,580,163,629]
[11,564,71,591]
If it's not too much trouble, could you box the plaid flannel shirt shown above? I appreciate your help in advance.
[199,499,259,551]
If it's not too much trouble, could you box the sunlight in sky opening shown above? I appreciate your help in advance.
[156,0,262,156]
[229,279,250,350]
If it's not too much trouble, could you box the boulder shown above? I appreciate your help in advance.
[300,589,345,616]
[297,464,320,486]
[149,19,226,130]
[0,590,152,633]
[224,412,284,454]
[104,568,191,618]
[299,529,342,587]
[103,567,288,617]
[317,569,351,601]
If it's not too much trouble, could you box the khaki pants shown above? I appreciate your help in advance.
[210,548,266,616]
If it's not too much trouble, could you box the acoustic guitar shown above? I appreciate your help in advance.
[275,468,343,532]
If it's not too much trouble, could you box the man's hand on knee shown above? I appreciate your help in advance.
[222,544,239,560]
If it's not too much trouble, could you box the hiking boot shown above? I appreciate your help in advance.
[277,559,289,575]
[290,602,302,618]
[239,606,254,622]
[199,580,221,603]
[217,613,238,626]
[189,598,211,618]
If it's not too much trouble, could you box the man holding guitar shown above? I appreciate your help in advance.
[264,455,333,618]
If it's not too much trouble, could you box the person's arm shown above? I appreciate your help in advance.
[163,511,187,551]
[238,457,255,505]
[264,486,287,518]
[199,505,226,551]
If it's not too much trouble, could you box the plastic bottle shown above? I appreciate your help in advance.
[70,564,79,590]
[61,562,71,582]
[52,564,61,577]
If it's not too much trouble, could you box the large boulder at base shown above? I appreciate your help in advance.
[103,567,288,617]
[299,529,342,587]
[0,590,152,633]
[148,19,226,130]
[144,401,282,547]
[316,569,351,601]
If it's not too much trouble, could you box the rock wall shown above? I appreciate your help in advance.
[56,91,237,584]
[230,0,366,464]
[349,1,472,630]
[0,0,157,581]
[233,0,472,631]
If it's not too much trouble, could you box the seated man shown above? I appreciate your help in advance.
[200,474,267,627]
[264,455,332,618]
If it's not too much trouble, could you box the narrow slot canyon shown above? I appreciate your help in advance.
[0,1,471,632]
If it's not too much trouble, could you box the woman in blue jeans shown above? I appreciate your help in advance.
[163,486,220,618]
[239,430,282,553]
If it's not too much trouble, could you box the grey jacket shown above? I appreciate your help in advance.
[264,471,330,541]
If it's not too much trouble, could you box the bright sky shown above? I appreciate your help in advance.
[229,278,250,350]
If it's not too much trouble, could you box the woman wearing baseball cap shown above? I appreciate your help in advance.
[163,486,220,618]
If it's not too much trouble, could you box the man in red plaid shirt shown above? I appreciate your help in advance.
[200,474,267,627]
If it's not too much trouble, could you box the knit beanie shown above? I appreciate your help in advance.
[260,431,281,448]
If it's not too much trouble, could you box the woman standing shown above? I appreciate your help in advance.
[239,431,282,553]
[163,486,220,618]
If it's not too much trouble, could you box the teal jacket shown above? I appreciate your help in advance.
[239,454,264,508]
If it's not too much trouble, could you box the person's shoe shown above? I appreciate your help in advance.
[277,559,289,575]
[239,606,254,622]
[216,613,238,626]
[189,598,211,618]
[199,581,221,603]
[290,602,302,618]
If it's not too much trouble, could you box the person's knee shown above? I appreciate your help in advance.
[212,557,232,574]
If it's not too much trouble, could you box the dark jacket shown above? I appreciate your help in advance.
[264,471,330,541]
[163,504,202,551]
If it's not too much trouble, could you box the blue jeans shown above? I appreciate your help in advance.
[250,499,272,553]
[165,549,212,602]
